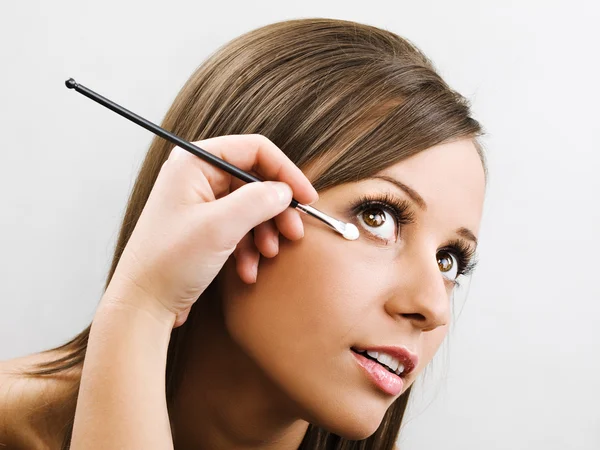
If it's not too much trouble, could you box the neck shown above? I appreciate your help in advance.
[169,295,309,450]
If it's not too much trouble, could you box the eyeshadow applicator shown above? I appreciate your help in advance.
[64,78,359,241]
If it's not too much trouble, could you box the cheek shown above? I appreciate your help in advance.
[220,222,400,361]
[218,223,427,439]
[220,232,381,366]
[218,230,398,431]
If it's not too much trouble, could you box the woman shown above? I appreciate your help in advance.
[0,18,486,449]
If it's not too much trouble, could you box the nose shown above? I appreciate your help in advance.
[385,252,451,332]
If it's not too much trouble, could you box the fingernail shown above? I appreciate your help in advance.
[307,186,319,205]
[296,212,305,238]
[311,187,319,201]
[272,182,292,205]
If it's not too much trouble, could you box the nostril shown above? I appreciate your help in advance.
[401,313,427,322]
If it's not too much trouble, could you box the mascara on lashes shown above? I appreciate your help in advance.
[346,192,478,280]
[347,191,415,243]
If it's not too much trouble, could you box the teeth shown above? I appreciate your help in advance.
[378,353,399,372]
[363,350,405,376]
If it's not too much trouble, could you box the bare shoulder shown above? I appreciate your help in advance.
[0,352,79,450]
[0,355,38,449]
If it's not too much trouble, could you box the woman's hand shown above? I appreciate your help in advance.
[106,134,318,327]
[70,135,318,449]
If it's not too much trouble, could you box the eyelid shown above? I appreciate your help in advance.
[347,191,416,242]
[439,240,478,279]
[346,192,479,278]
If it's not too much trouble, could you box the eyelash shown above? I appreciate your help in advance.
[349,192,415,240]
[348,192,478,282]
[440,239,479,286]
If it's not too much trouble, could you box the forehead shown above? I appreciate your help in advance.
[380,139,486,236]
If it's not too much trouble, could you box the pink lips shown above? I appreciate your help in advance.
[351,346,418,396]
[358,346,418,376]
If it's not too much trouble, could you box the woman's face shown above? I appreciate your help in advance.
[219,138,485,439]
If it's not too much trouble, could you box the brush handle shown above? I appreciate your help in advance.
[65,78,300,208]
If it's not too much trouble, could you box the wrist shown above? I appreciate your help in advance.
[100,277,177,330]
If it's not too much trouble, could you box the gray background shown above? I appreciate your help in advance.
[1,1,599,449]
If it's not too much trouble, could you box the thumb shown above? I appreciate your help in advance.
[209,181,293,243]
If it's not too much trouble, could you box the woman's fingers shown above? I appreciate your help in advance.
[253,220,279,258]
[173,134,318,205]
[205,180,292,251]
[229,175,279,258]
[160,134,316,285]
[274,208,305,241]
[233,232,260,283]
[225,156,306,244]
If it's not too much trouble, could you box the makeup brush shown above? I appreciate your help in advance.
[64,78,359,241]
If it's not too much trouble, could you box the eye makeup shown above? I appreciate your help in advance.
[347,191,415,244]
[345,190,478,284]
[437,239,478,287]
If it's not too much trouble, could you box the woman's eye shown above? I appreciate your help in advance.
[358,207,397,241]
[437,250,459,281]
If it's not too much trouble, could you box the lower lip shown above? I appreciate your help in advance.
[351,350,404,396]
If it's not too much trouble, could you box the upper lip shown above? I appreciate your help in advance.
[352,345,419,376]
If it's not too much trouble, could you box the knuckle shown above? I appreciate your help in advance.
[168,145,187,161]
[190,137,220,156]
[250,133,275,148]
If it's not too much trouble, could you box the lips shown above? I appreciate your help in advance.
[351,345,418,378]
[350,345,418,396]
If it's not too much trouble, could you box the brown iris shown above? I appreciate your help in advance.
[362,208,386,227]
[437,251,454,272]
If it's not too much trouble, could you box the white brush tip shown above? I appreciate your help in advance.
[342,223,359,240]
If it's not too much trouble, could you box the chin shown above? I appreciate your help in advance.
[302,394,392,441]
[314,415,385,441]
[334,422,384,441]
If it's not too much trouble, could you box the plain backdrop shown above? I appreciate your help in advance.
[1,1,599,449]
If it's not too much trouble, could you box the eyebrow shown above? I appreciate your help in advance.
[369,175,479,246]
[370,175,427,210]
[456,227,478,246]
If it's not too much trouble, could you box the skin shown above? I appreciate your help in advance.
[170,137,486,449]
[0,351,80,449]
[0,137,485,449]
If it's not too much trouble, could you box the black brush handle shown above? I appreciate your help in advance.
[65,78,300,208]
